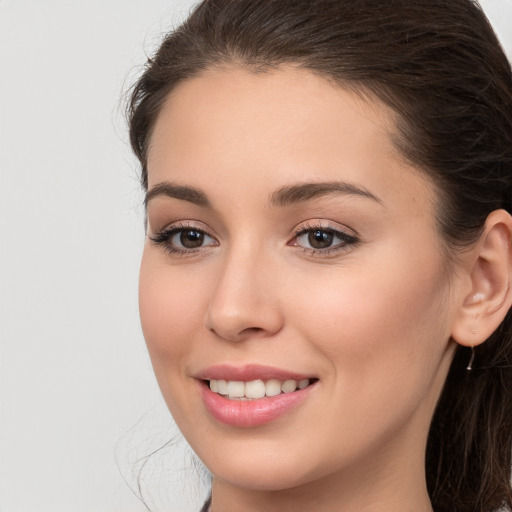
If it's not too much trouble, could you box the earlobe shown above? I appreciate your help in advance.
[451,209,512,347]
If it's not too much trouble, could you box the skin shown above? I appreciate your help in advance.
[139,66,511,512]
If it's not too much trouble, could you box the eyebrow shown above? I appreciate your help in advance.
[145,182,211,208]
[145,180,382,209]
[269,181,382,207]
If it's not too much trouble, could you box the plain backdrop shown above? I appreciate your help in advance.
[0,1,511,511]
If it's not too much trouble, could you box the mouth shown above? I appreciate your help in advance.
[205,377,318,400]
[196,366,319,427]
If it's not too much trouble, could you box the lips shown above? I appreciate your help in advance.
[196,365,318,427]
[197,364,315,382]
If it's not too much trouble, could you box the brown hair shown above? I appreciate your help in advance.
[128,1,512,510]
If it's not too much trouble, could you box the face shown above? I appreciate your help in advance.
[140,66,459,494]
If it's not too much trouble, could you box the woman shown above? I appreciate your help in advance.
[127,1,512,511]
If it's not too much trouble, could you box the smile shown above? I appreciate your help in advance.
[197,366,319,427]
[208,378,312,400]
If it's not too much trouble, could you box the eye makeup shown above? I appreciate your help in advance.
[148,219,360,258]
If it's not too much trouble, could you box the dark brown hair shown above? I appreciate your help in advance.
[128,1,512,510]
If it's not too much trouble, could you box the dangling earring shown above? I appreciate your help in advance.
[466,346,475,371]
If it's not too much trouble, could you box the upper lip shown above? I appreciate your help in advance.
[195,364,315,382]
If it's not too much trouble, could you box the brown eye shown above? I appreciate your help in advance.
[179,230,205,248]
[308,229,334,249]
[149,224,218,255]
[291,225,359,255]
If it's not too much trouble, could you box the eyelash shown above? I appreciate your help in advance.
[149,222,359,257]
[148,222,218,256]
[289,223,359,256]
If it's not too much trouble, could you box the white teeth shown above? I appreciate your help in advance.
[227,381,245,398]
[245,379,266,399]
[281,379,297,393]
[265,379,282,397]
[217,379,228,395]
[208,378,312,399]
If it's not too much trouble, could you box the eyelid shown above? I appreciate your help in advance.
[148,220,219,255]
[288,220,360,255]
[148,219,214,236]
[290,219,359,239]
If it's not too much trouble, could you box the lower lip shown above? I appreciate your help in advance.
[199,382,316,427]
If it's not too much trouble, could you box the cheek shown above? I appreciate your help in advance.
[288,247,452,395]
[138,249,207,369]
[274,250,453,471]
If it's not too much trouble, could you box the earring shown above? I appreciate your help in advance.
[466,346,475,371]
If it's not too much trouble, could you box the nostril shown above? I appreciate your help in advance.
[242,327,264,334]
[234,326,269,341]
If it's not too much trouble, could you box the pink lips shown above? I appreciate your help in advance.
[196,364,317,428]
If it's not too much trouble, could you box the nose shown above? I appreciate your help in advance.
[204,247,284,342]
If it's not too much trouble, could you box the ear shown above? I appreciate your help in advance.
[451,209,512,347]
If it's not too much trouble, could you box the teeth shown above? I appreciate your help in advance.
[227,381,245,398]
[265,379,282,397]
[208,378,312,399]
[245,379,266,399]
[217,380,228,395]
[298,378,309,390]
[281,379,297,393]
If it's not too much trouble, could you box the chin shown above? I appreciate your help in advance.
[208,458,321,492]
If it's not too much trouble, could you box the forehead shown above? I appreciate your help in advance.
[147,65,435,213]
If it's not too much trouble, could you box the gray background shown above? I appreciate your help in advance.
[1,1,511,511]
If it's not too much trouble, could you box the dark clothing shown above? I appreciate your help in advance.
[200,495,212,512]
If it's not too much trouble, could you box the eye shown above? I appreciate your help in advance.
[171,229,211,249]
[149,224,218,255]
[290,224,359,254]
[303,229,336,249]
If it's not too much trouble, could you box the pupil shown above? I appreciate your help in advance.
[180,230,204,248]
[308,230,333,249]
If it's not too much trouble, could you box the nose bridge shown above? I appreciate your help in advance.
[205,238,283,341]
